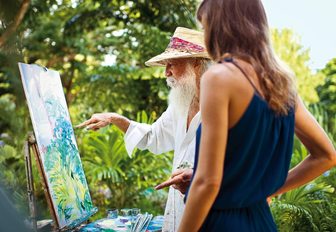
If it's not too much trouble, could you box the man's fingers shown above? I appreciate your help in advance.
[75,118,96,128]
[171,169,185,178]
[182,172,192,181]
[155,176,183,190]
[75,121,89,128]
[155,179,176,190]
[86,121,106,131]
[155,169,193,190]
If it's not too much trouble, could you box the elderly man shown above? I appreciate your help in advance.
[77,27,210,232]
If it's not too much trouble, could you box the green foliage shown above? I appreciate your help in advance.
[0,94,29,147]
[318,58,336,109]
[0,0,197,219]
[271,103,336,231]
[72,65,169,119]
[268,40,335,231]
[0,0,199,138]
[289,137,308,169]
[1,0,335,228]
[271,29,325,104]
[290,104,335,170]
[316,58,336,133]
[308,104,336,144]
[0,143,36,215]
[80,111,172,218]
[271,182,336,232]
[0,144,26,193]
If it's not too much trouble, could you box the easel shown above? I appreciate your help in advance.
[24,132,60,232]
[24,132,97,232]
[20,63,98,232]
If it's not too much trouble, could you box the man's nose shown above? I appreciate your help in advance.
[165,64,172,77]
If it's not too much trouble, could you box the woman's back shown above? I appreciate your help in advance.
[186,58,295,231]
[179,1,336,231]
[206,57,294,204]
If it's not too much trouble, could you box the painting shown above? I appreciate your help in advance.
[18,63,97,230]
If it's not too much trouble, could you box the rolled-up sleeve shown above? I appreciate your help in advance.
[124,107,175,156]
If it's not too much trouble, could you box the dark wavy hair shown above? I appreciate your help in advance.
[197,0,297,115]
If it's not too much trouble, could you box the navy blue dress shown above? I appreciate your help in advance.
[185,58,295,231]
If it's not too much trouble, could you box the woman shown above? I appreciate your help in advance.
[178,0,336,231]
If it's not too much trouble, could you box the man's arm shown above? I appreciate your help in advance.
[76,112,130,132]
[76,107,176,156]
[124,107,175,155]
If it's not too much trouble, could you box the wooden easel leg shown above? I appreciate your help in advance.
[25,134,37,231]
[26,133,60,232]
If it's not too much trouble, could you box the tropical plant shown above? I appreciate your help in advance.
[271,182,335,232]
[80,111,172,219]
[316,58,336,136]
[1,0,335,228]
[271,102,336,231]
[0,144,26,198]
[0,0,196,221]
[308,104,336,144]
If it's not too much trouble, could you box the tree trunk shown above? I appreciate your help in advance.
[0,0,31,48]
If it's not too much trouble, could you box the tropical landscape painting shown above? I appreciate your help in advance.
[18,63,97,229]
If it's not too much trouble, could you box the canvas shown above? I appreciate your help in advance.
[18,63,97,230]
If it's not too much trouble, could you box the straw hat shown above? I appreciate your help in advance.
[145,27,210,66]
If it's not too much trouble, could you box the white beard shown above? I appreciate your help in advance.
[167,65,197,115]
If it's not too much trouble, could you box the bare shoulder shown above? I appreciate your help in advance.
[201,63,237,92]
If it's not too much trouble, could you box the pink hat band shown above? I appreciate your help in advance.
[166,37,205,53]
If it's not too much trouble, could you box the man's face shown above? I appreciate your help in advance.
[164,58,197,114]
[165,58,190,80]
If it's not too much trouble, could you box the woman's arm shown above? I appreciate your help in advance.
[272,96,336,196]
[178,66,233,232]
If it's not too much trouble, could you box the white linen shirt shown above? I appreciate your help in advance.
[124,105,201,232]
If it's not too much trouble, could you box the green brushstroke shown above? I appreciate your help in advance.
[43,97,94,226]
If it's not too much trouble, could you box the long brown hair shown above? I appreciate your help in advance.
[197,0,296,115]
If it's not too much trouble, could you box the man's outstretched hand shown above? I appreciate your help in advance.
[155,168,193,194]
[75,112,130,132]
[75,113,114,131]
